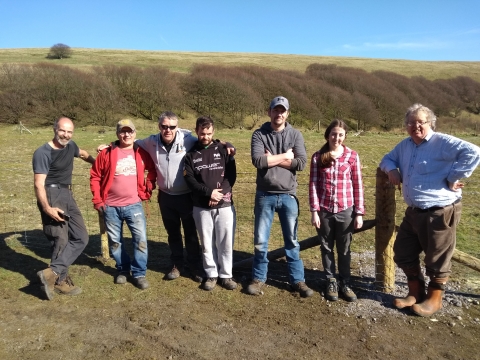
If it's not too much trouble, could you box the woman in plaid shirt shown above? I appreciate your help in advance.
[309,119,365,302]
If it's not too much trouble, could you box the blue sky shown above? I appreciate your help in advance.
[1,0,479,61]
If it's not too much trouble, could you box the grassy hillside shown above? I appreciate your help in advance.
[1,47,479,81]
[1,122,480,257]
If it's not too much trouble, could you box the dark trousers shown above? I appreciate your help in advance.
[38,187,89,281]
[316,207,354,282]
[394,201,462,278]
[158,191,201,268]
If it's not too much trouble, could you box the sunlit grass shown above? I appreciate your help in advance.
[1,48,479,82]
[2,123,480,260]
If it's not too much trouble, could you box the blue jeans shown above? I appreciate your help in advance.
[104,202,148,278]
[252,191,305,284]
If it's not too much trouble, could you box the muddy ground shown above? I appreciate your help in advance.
[1,232,480,360]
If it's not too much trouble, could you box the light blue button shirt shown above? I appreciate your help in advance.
[379,131,480,209]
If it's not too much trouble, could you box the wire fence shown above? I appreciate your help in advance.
[2,168,480,287]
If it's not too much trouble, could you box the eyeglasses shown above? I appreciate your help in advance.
[160,125,177,131]
[407,121,429,127]
[119,130,135,135]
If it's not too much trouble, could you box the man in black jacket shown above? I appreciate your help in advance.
[184,116,237,291]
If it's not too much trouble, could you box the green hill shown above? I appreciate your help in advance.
[1,47,479,81]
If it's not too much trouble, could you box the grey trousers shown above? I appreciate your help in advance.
[38,186,89,281]
[316,207,354,282]
[192,205,236,279]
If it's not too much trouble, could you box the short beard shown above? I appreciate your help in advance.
[56,135,70,146]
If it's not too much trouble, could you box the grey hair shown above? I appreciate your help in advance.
[405,103,437,130]
[158,111,178,124]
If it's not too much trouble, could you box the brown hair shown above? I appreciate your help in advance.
[195,116,214,131]
[318,119,348,167]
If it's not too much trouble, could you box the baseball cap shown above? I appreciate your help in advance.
[116,119,136,133]
[269,96,289,111]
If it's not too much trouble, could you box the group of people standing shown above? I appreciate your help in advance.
[32,96,480,317]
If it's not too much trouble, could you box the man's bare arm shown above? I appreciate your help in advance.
[79,149,95,164]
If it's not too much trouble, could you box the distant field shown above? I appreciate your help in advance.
[1,47,479,81]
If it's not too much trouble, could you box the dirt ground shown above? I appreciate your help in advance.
[1,232,480,360]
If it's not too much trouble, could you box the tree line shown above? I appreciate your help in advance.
[1,62,479,131]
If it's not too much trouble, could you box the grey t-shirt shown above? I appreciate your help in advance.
[32,141,80,185]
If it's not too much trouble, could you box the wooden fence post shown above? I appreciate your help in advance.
[375,168,396,292]
[99,212,109,260]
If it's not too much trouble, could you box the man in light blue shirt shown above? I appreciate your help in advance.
[380,103,480,317]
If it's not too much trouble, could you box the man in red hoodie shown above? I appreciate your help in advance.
[90,119,156,289]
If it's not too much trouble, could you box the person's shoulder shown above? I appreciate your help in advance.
[34,142,50,152]
[285,123,303,135]
[257,122,272,133]
[186,142,200,154]
[428,132,458,146]
[178,128,197,143]
[433,132,458,141]
[136,144,149,156]
[178,128,193,138]
[138,133,159,145]
[212,140,228,154]
[33,144,48,163]
[344,145,359,153]
[67,140,78,148]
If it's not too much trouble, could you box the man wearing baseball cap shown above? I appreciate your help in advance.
[90,119,157,289]
[247,96,313,298]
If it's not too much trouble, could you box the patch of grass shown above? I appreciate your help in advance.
[1,123,480,263]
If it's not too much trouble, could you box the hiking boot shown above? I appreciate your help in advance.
[54,276,82,296]
[115,272,128,285]
[166,266,181,280]
[37,267,58,300]
[186,267,204,283]
[325,278,339,301]
[292,281,314,298]
[220,278,237,290]
[202,277,217,291]
[246,279,265,295]
[132,276,149,290]
[339,281,357,302]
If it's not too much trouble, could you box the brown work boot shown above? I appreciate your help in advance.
[393,268,426,309]
[292,281,314,298]
[339,281,357,302]
[166,266,181,280]
[325,278,339,301]
[411,277,447,317]
[246,279,265,295]
[202,277,218,291]
[220,278,237,290]
[37,267,58,300]
[54,275,82,296]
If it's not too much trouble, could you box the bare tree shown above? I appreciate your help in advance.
[48,43,72,59]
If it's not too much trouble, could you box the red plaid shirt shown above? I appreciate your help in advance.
[309,146,365,215]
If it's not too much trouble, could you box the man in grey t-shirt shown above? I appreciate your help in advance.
[33,116,94,300]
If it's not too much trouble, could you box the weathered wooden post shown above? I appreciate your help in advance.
[99,212,109,259]
[375,167,396,292]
